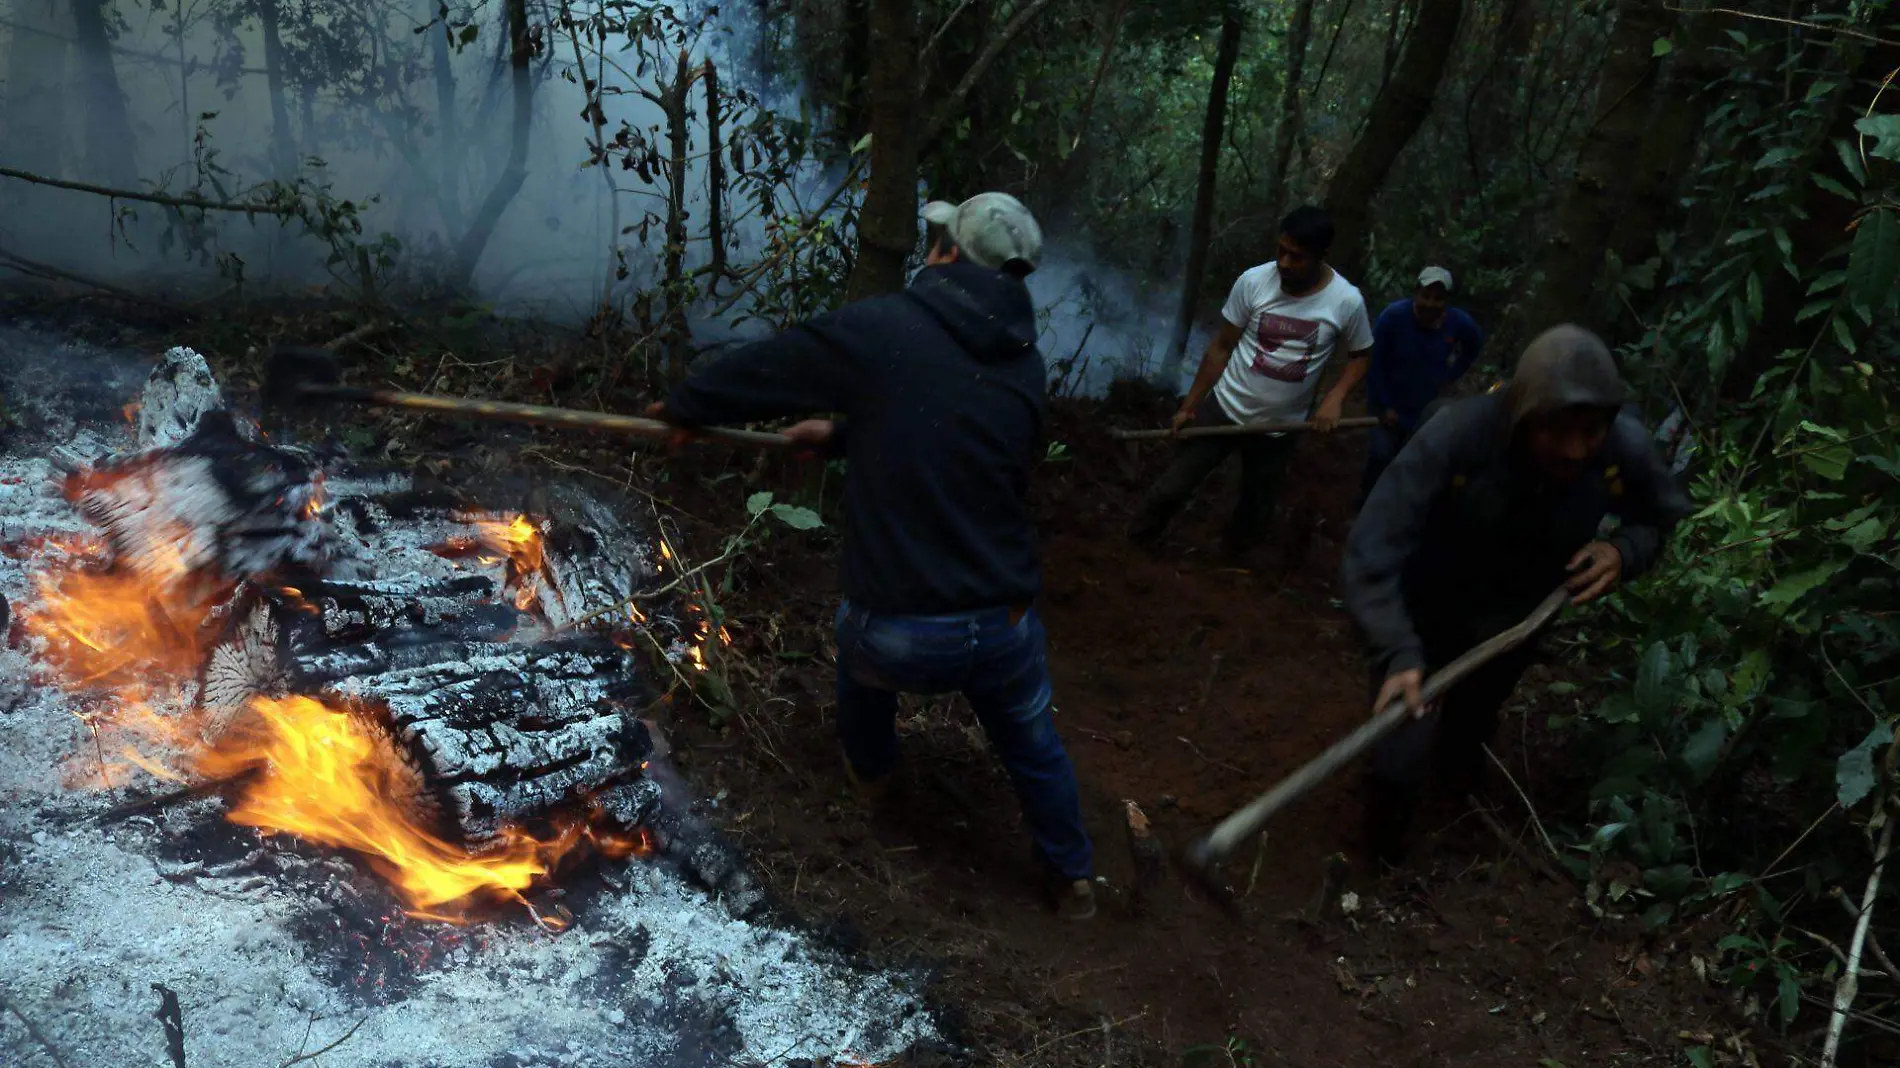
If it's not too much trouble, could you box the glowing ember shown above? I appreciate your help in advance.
[431,514,553,613]
[305,473,326,519]
[197,695,571,913]
[25,483,650,916]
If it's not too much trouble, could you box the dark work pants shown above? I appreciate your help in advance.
[1357,422,1408,509]
[1128,394,1298,555]
[1364,628,1538,866]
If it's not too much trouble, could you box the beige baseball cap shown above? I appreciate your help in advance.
[921,192,1043,274]
[1417,265,1454,291]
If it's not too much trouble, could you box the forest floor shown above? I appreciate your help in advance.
[17,294,1761,1068]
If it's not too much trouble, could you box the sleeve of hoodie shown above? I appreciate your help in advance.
[1605,411,1693,581]
[1341,403,1477,677]
[663,310,864,454]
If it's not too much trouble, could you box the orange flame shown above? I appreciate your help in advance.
[305,473,326,519]
[432,515,551,613]
[26,499,648,915]
[196,696,567,912]
[27,542,223,687]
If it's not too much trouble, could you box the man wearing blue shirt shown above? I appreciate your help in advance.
[1361,266,1485,503]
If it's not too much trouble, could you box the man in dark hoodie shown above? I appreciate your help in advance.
[646,193,1097,920]
[1342,325,1692,866]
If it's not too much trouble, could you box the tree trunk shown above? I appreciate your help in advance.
[1380,0,1409,91]
[844,0,920,301]
[450,0,533,291]
[1264,0,1318,220]
[704,60,728,285]
[1052,0,1132,189]
[1322,0,1464,279]
[256,0,297,178]
[2,0,73,250]
[70,0,137,187]
[1606,11,1722,274]
[1512,0,1670,344]
[1160,4,1245,382]
[662,49,694,378]
[428,0,465,231]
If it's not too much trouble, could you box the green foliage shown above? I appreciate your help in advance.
[1180,1035,1258,1068]
[1551,16,1900,1036]
[745,490,824,532]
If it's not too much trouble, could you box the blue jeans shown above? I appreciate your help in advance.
[834,601,1094,881]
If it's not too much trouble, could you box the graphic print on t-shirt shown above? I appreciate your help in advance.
[1250,313,1323,382]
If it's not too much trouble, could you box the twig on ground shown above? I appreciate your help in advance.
[1468,795,1562,882]
[91,769,259,826]
[1482,743,1563,868]
[1763,803,1839,880]
[321,322,392,353]
[1177,735,1247,776]
[0,989,72,1068]
[151,983,187,1068]
[277,1015,368,1068]
[1833,886,1900,984]
[1028,1012,1148,1058]
[1822,808,1895,1068]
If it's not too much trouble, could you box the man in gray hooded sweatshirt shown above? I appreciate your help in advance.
[1342,324,1692,866]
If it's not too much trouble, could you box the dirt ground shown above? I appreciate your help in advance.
[16,297,1753,1067]
[640,393,1748,1068]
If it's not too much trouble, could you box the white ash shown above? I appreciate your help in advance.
[0,343,939,1065]
[0,825,933,1068]
[137,347,225,448]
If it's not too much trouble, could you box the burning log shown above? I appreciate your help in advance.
[19,351,709,915]
[69,410,330,588]
[136,347,224,449]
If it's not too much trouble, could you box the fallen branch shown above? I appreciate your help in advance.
[0,167,298,216]
[1822,809,1895,1068]
[321,322,393,354]
[91,769,259,827]
[1112,416,1379,441]
[0,989,71,1068]
[0,244,183,314]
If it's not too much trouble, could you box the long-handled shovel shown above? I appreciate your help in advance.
[262,347,791,448]
[1111,416,1380,441]
[1176,586,1573,911]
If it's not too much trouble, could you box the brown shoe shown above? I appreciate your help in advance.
[1055,878,1097,921]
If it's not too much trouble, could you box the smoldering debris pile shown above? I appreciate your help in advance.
[0,329,938,1068]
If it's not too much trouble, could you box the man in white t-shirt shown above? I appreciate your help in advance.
[1129,206,1375,559]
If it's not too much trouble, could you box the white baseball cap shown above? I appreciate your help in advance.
[921,192,1043,275]
[1417,265,1454,291]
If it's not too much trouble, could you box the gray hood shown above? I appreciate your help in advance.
[1504,325,1629,431]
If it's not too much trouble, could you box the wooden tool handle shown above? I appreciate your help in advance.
[1197,586,1573,860]
[1111,416,1380,441]
[320,385,792,447]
